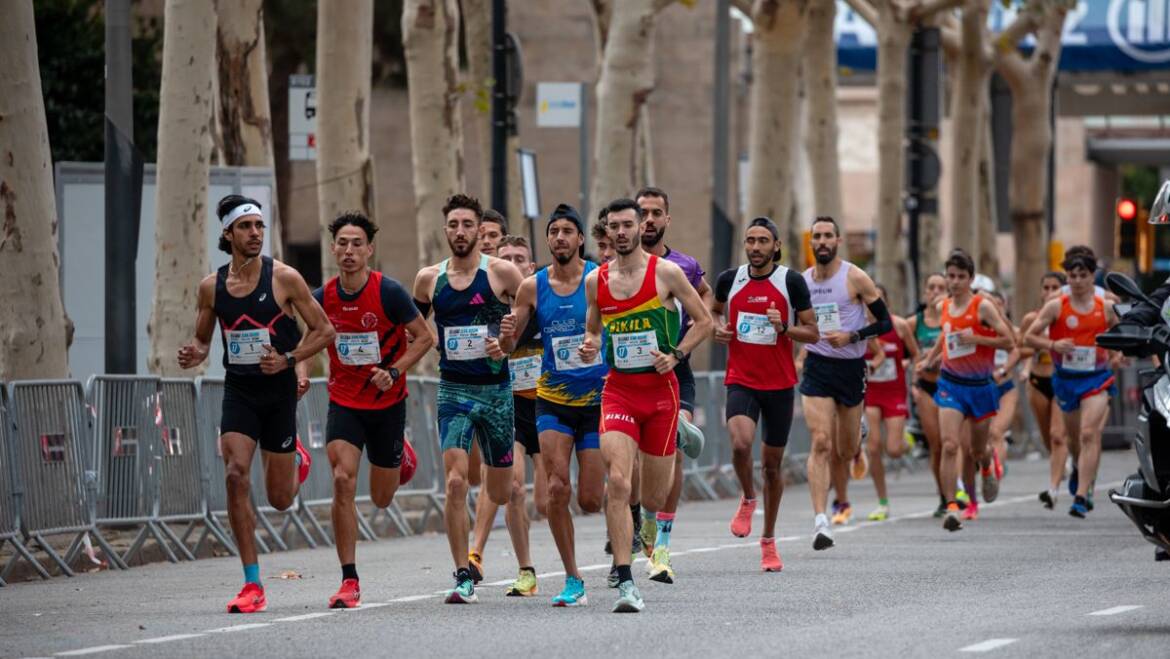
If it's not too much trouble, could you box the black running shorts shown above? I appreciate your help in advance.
[221,371,299,453]
[725,385,796,448]
[798,352,867,408]
[326,399,407,469]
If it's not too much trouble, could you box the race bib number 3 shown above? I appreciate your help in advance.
[1064,346,1097,372]
[445,325,488,361]
[814,303,842,333]
[335,331,380,366]
[946,329,976,359]
[226,328,271,365]
[552,334,596,371]
[612,330,658,370]
[737,311,777,346]
[510,355,540,391]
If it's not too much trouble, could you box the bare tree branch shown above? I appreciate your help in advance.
[993,8,1041,55]
[994,46,1029,84]
[843,0,878,27]
[913,0,964,22]
[730,0,753,17]
[940,22,961,58]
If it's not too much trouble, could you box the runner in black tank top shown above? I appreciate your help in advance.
[177,195,335,615]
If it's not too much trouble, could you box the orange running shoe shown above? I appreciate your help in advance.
[329,578,361,609]
[730,497,757,537]
[760,538,783,572]
[295,436,312,485]
[227,582,267,614]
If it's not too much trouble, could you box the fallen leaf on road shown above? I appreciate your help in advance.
[276,570,303,580]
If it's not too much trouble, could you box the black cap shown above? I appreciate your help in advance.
[747,216,780,241]
[547,203,584,235]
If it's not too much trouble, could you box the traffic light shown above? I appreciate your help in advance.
[1118,198,1137,222]
[1118,197,1138,259]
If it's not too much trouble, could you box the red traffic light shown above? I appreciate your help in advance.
[1118,198,1137,221]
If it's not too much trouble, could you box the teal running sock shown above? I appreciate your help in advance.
[878,498,889,507]
[244,563,261,586]
[655,512,675,548]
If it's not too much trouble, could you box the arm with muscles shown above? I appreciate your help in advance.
[827,268,892,349]
[495,276,536,355]
[710,270,735,345]
[485,260,526,360]
[261,268,337,375]
[651,262,715,374]
[577,272,603,363]
[772,271,819,345]
[177,275,217,369]
[967,298,1016,352]
[896,316,921,372]
[866,338,886,374]
[370,282,435,392]
[1022,299,1070,354]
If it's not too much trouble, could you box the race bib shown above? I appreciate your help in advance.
[510,355,540,391]
[814,303,842,333]
[994,349,1009,368]
[552,334,597,371]
[869,357,897,383]
[335,332,380,366]
[945,329,976,359]
[737,312,777,346]
[1064,346,1097,372]
[225,328,270,365]
[612,330,658,369]
[444,325,488,361]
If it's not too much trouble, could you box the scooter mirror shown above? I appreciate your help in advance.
[1106,271,1151,305]
[1150,180,1170,225]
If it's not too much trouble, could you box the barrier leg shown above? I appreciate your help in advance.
[354,504,378,542]
[32,534,75,577]
[254,505,289,552]
[156,521,196,561]
[2,537,52,581]
[203,516,238,556]
[284,506,318,549]
[301,504,334,546]
[387,502,413,537]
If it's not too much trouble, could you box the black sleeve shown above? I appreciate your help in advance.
[381,277,420,325]
[714,269,736,303]
[312,286,324,308]
[856,297,893,340]
[786,270,812,312]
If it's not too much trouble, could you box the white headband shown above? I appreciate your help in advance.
[223,203,262,229]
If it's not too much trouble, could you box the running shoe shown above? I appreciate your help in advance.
[850,448,869,481]
[648,547,674,584]
[1156,548,1169,562]
[760,538,783,572]
[955,488,970,507]
[640,517,657,556]
[831,502,853,526]
[933,498,947,518]
[1039,490,1056,510]
[467,551,484,584]
[981,464,1000,503]
[867,505,889,522]
[678,413,705,459]
[1068,465,1079,497]
[295,436,312,485]
[506,568,538,597]
[607,565,620,589]
[552,576,587,607]
[942,503,962,532]
[328,578,361,609]
[444,572,478,604]
[962,501,979,521]
[1069,497,1088,519]
[730,497,757,537]
[813,517,834,550]
[612,581,644,613]
[226,582,267,614]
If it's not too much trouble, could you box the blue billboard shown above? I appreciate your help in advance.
[836,0,1170,72]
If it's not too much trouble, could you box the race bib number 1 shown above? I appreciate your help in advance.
[945,329,976,359]
[226,328,270,365]
[335,331,380,366]
[612,331,657,369]
[552,334,596,371]
[814,303,842,333]
[737,312,777,346]
[1064,346,1097,372]
[445,325,488,361]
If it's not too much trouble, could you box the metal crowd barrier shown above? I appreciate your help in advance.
[394,377,446,533]
[0,383,51,584]
[5,380,127,575]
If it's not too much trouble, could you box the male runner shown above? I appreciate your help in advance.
[800,216,891,550]
[412,194,525,603]
[714,217,818,571]
[177,195,334,613]
[579,198,713,612]
[472,234,548,597]
[592,212,615,263]
[920,249,1015,531]
[1023,246,1118,518]
[305,212,435,609]
[499,204,608,607]
[477,209,508,257]
[634,186,709,584]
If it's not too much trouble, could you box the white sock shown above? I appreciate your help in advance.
[815,513,829,528]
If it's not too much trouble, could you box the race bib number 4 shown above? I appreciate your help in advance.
[335,331,380,366]
[510,355,540,391]
[445,325,488,361]
[737,312,777,346]
[945,329,976,359]
[552,334,597,371]
[612,330,658,370]
[814,303,842,333]
[1064,346,1097,372]
[226,328,270,365]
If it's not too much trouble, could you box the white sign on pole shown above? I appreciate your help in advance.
[519,150,540,219]
[289,74,317,160]
[536,82,582,128]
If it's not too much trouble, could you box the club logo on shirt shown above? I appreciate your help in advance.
[605,413,635,425]
[1066,315,1079,329]
[469,293,486,305]
[747,295,770,304]
[362,312,379,329]
[259,293,268,302]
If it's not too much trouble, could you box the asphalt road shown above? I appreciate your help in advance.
[2,451,1166,658]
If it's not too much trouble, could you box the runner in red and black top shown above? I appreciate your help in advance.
[713,217,818,572]
[178,195,335,614]
[306,213,435,610]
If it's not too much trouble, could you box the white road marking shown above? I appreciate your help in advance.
[274,612,336,622]
[134,634,206,644]
[204,623,272,633]
[348,601,393,610]
[389,595,432,603]
[54,646,131,656]
[959,638,1018,652]
[1088,605,1144,616]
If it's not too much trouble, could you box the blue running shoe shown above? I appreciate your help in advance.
[444,572,478,604]
[552,576,588,607]
[1068,466,1079,497]
[1069,499,1088,519]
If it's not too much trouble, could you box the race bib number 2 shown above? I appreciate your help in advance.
[445,325,488,361]
[612,331,657,369]
[226,328,270,365]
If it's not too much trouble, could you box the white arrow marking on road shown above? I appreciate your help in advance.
[274,612,336,622]
[135,634,206,644]
[959,638,1018,652]
[1088,605,1144,616]
[54,646,132,656]
[205,623,272,633]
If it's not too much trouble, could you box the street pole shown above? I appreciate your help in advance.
[710,0,731,370]
[105,0,137,374]
[491,0,507,213]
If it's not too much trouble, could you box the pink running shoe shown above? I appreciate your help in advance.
[295,436,312,485]
[760,538,783,572]
[730,497,757,537]
[962,500,980,521]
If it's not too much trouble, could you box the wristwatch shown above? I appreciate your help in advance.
[670,348,687,362]
[777,321,789,335]
[284,353,297,369]
[388,367,401,382]
[849,331,861,344]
